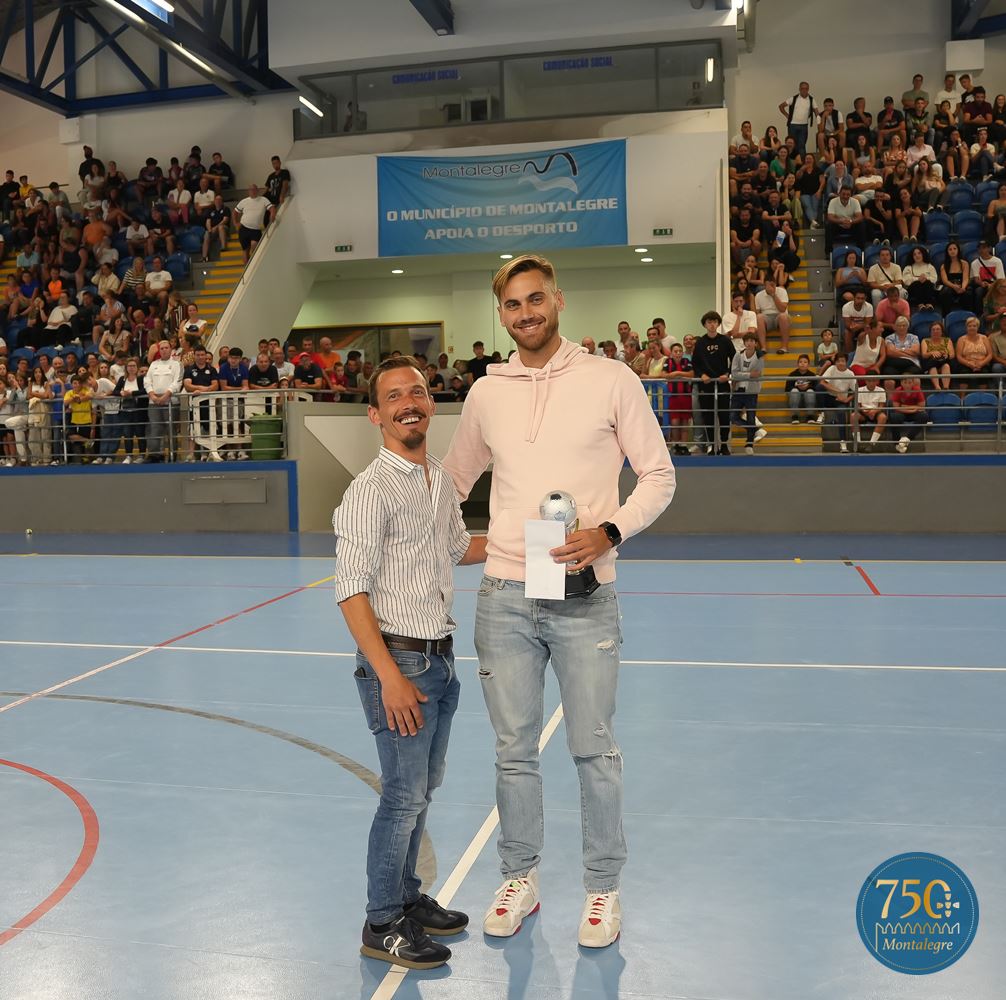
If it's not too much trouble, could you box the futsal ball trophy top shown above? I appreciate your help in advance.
[539,490,600,598]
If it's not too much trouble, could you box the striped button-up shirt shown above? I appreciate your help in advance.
[332,447,470,639]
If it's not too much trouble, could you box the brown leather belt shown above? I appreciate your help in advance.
[381,632,453,656]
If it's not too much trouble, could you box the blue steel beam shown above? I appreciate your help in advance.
[62,4,74,101]
[970,11,1006,34]
[43,19,131,93]
[408,0,454,35]
[954,0,993,36]
[0,66,68,112]
[23,0,34,81]
[33,7,64,87]
[72,82,228,111]
[77,9,157,90]
[0,1,18,65]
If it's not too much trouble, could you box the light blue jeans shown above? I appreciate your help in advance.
[474,576,626,892]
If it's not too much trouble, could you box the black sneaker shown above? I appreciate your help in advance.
[405,894,469,936]
[360,914,451,969]
[718,445,731,456]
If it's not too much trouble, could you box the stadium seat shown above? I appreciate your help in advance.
[5,317,27,347]
[975,179,999,200]
[946,310,977,341]
[831,245,862,269]
[963,391,1000,428]
[923,211,952,242]
[947,188,976,213]
[9,346,35,366]
[864,244,883,268]
[953,210,984,241]
[165,253,191,282]
[910,309,941,337]
[927,240,948,271]
[927,391,963,424]
[995,240,1006,270]
[960,240,980,261]
[178,228,203,254]
[80,343,100,358]
[978,189,997,214]
[112,234,130,259]
[115,259,132,280]
[36,345,60,359]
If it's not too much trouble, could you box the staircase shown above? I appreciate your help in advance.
[730,227,830,453]
[188,245,246,334]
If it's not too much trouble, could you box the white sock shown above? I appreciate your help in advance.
[870,431,881,443]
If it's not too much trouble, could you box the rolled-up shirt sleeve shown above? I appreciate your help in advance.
[332,480,387,603]
[446,495,471,566]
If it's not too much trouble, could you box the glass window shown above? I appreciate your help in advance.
[658,42,723,111]
[353,61,500,133]
[293,74,353,140]
[503,48,656,121]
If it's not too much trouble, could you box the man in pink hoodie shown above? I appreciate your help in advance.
[444,254,675,948]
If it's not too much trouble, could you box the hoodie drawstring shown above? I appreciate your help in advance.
[526,365,552,443]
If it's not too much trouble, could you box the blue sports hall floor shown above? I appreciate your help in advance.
[0,531,1003,1000]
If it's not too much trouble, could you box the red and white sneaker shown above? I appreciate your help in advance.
[482,867,540,937]
[578,891,621,948]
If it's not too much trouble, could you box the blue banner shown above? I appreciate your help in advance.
[377,140,627,257]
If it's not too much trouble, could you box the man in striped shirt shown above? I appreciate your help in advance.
[333,356,487,971]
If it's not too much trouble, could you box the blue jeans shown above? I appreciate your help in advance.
[474,576,626,893]
[354,647,460,924]
[731,390,758,444]
[800,193,820,225]
[787,123,809,157]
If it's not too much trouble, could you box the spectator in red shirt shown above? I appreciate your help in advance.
[889,376,926,453]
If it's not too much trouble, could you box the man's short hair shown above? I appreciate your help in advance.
[491,254,557,302]
[652,317,666,326]
[368,355,427,406]
[473,341,484,348]
[700,310,722,325]
[228,347,243,358]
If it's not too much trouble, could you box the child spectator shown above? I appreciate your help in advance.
[786,354,818,422]
[665,343,693,456]
[889,376,926,453]
[817,328,839,377]
[731,333,766,454]
[63,373,95,463]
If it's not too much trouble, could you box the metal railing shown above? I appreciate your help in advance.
[639,372,1006,454]
[0,388,313,467]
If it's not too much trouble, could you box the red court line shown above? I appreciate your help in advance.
[855,565,882,596]
[0,760,100,949]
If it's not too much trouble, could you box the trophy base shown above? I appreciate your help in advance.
[565,565,600,598]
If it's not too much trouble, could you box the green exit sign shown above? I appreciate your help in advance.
[652,227,673,237]
[334,244,353,252]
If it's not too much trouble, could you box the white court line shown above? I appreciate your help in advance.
[0,646,159,715]
[370,702,565,1000]
[0,640,1000,672]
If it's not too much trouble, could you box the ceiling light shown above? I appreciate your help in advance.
[391,268,404,274]
[735,0,744,9]
[172,42,214,75]
[148,0,175,10]
[102,0,144,24]
[500,253,514,260]
[634,247,648,253]
[640,257,654,263]
[298,95,324,118]
[706,57,715,83]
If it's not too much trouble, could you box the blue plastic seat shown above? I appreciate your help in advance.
[36,345,61,359]
[960,240,980,262]
[995,239,1006,271]
[178,229,203,254]
[864,244,883,268]
[910,309,941,338]
[165,252,191,281]
[963,391,1000,428]
[975,179,999,200]
[9,346,35,366]
[927,240,948,271]
[978,189,997,214]
[115,259,132,280]
[923,211,952,242]
[926,391,963,425]
[947,188,975,213]
[5,317,27,347]
[945,309,978,341]
[831,245,862,269]
[953,210,984,241]
[896,243,918,267]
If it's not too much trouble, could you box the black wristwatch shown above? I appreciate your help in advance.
[599,521,622,547]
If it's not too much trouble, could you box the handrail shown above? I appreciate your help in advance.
[206,196,294,355]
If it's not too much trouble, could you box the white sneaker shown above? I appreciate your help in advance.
[745,445,754,455]
[816,413,825,424]
[753,427,768,443]
[210,450,224,462]
[483,868,540,937]
[578,891,621,948]
[839,442,849,453]
[237,450,249,460]
[897,436,909,453]
[122,455,132,464]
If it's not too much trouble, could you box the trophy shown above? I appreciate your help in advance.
[539,490,599,598]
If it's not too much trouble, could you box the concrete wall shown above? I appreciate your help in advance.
[2,465,294,533]
[296,261,716,362]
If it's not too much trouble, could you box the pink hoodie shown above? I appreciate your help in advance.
[443,337,676,584]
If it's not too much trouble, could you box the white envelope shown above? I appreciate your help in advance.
[524,519,567,600]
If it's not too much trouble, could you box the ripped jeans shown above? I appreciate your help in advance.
[474,575,626,892]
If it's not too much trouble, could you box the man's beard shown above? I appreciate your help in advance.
[401,429,425,450]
